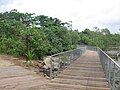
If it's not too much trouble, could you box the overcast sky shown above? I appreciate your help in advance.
[0,0,120,33]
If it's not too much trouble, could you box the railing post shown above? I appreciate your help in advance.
[112,63,116,90]
[50,67,53,79]
[106,57,109,79]
[104,57,107,77]
[108,59,111,84]
[102,54,105,73]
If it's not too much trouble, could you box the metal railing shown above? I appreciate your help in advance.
[98,48,120,90]
[49,47,86,79]
[86,45,97,51]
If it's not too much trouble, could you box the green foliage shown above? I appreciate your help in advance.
[0,9,80,60]
[80,28,120,50]
[0,9,119,61]
[25,50,35,65]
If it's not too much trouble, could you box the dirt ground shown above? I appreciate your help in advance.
[0,54,43,75]
[0,54,51,90]
[0,55,14,67]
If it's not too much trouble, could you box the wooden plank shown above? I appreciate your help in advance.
[57,74,108,82]
[51,78,109,87]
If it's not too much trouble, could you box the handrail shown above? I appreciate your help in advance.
[49,47,86,79]
[99,48,120,68]
[98,47,120,90]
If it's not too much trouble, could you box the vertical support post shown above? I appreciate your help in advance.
[50,67,53,79]
[106,57,109,79]
[112,63,116,90]
[108,59,111,84]
[50,57,53,79]
[105,57,108,77]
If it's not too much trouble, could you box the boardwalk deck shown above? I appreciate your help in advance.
[43,50,111,90]
[0,50,111,90]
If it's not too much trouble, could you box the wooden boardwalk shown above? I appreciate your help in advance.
[43,50,111,90]
[0,50,111,90]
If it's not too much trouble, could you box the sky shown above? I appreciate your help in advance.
[0,0,120,33]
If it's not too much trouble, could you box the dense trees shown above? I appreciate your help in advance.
[0,9,119,60]
[80,28,120,50]
[0,10,80,59]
